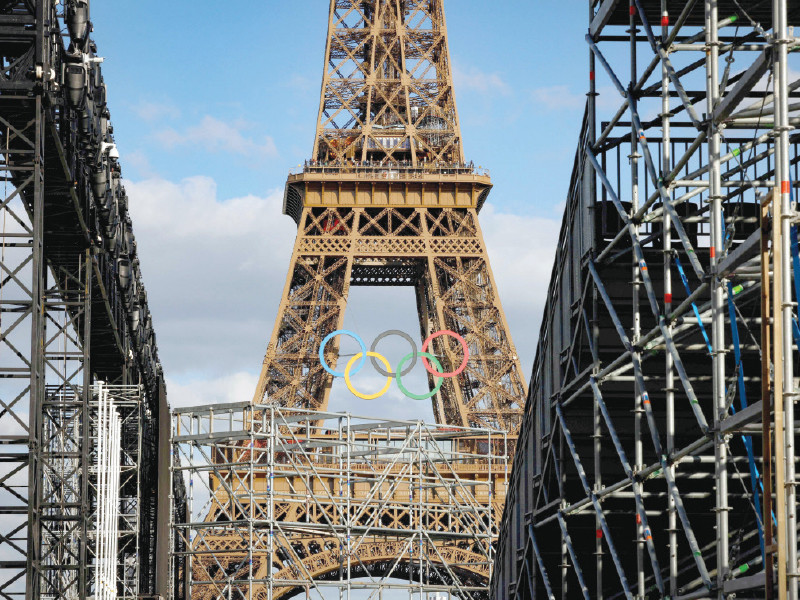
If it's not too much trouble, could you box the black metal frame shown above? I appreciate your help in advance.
[0,2,183,600]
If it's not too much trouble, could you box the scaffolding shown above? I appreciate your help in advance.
[171,403,509,599]
[38,383,143,600]
[493,1,800,598]
[92,384,144,600]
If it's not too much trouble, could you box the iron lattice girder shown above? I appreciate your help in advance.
[315,0,462,165]
[492,2,800,599]
[254,205,526,435]
[217,2,527,597]
[350,260,425,285]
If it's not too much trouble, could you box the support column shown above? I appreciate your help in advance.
[628,5,645,597]
[705,1,730,593]
[588,5,602,597]
[26,95,45,600]
[660,2,678,596]
[773,0,797,597]
[762,194,775,598]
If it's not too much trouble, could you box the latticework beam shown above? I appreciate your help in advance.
[314,0,463,166]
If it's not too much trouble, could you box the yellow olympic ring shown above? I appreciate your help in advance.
[344,352,392,400]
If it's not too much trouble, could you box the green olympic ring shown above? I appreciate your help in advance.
[394,352,444,401]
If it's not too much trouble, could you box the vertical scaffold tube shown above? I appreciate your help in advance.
[705,0,730,593]
[660,2,678,596]
[761,194,775,598]
[774,179,789,599]
[774,0,798,596]
[628,4,645,598]
[588,3,602,596]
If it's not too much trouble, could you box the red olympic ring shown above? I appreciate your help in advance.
[420,330,469,378]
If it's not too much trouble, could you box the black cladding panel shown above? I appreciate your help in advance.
[603,0,800,28]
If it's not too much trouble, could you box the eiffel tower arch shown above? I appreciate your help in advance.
[173,2,528,598]
[254,196,526,433]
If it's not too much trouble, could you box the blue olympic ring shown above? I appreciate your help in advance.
[319,330,367,378]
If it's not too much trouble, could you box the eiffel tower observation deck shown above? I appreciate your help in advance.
[172,2,528,599]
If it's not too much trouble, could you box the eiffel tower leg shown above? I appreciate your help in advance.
[416,256,469,428]
[253,208,357,411]
[419,208,527,434]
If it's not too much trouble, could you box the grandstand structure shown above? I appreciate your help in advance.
[492,1,800,599]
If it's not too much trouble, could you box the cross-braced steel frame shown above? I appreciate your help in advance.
[493,1,800,598]
[89,383,144,600]
[314,0,462,166]
[172,404,508,600]
[0,2,179,600]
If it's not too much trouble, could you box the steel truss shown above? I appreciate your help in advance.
[0,2,178,600]
[314,0,462,166]
[171,404,508,600]
[254,202,527,435]
[494,1,800,599]
[40,382,143,600]
[89,383,143,600]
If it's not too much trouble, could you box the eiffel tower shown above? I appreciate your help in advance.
[253,0,526,434]
[179,3,528,598]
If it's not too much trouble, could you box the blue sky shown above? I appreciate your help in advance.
[92,2,588,216]
[90,2,587,418]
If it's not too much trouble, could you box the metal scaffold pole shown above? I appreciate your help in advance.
[705,1,731,595]
[774,2,799,598]
[660,1,678,596]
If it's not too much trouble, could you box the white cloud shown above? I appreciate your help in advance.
[479,203,560,375]
[167,371,258,408]
[155,115,279,158]
[453,65,511,96]
[125,175,559,417]
[132,100,181,122]
[124,176,295,381]
[531,85,584,111]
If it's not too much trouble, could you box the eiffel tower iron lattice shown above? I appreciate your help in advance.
[174,2,528,599]
[253,0,526,435]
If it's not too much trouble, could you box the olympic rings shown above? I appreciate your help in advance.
[421,330,469,377]
[319,329,469,400]
[395,352,444,400]
[319,330,367,378]
[370,330,417,377]
[344,352,392,400]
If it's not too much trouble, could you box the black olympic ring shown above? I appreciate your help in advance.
[369,330,418,377]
